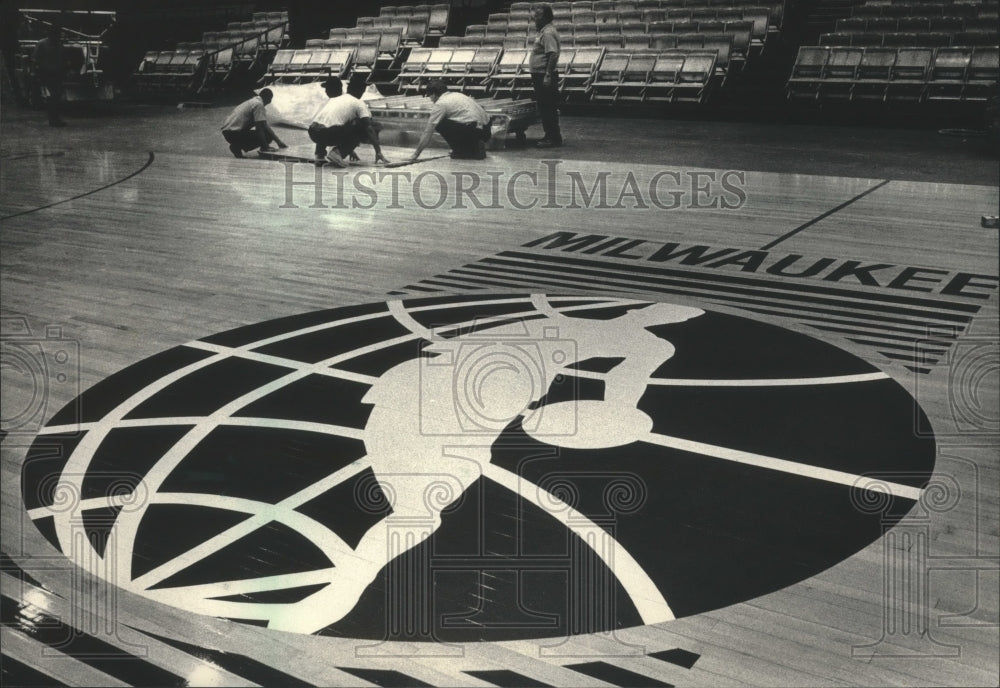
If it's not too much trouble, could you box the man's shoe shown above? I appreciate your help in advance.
[535,138,562,148]
[229,143,244,158]
[325,149,348,168]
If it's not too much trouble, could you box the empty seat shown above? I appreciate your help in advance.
[927,47,973,100]
[965,46,1000,100]
[427,4,450,37]
[787,46,830,99]
[591,49,630,100]
[853,47,897,100]
[562,46,605,97]
[820,33,854,47]
[820,46,864,99]
[675,51,716,102]
[887,47,933,101]
[645,52,685,101]
[618,50,657,101]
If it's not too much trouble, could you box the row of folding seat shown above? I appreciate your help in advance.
[372,4,449,37]
[836,15,997,32]
[393,44,719,103]
[327,27,404,56]
[853,1,998,17]
[588,48,718,102]
[266,48,356,83]
[395,47,502,96]
[787,45,998,102]
[535,0,780,9]
[820,30,999,47]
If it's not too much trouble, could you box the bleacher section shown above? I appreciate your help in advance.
[257,1,788,106]
[133,10,289,93]
[262,4,451,90]
[788,0,999,103]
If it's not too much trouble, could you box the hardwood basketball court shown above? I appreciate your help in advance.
[1,100,998,687]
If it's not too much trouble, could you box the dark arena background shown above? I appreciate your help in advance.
[1,0,998,686]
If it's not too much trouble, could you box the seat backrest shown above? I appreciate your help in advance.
[930,47,973,77]
[651,53,685,80]
[651,34,679,50]
[741,8,770,40]
[405,16,429,43]
[402,48,432,71]
[679,51,716,80]
[892,47,933,77]
[858,47,897,76]
[826,47,864,75]
[792,46,830,75]
[703,35,733,67]
[557,47,576,70]
[969,46,1000,78]
[572,46,605,69]
[676,33,705,49]
[428,4,449,32]
[623,34,651,49]
[597,50,630,76]
[497,48,529,69]
[472,47,502,68]
[624,51,657,76]
[446,48,477,71]
[465,24,486,37]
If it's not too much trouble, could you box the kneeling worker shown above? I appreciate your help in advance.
[308,77,388,167]
[220,88,287,158]
[409,80,491,161]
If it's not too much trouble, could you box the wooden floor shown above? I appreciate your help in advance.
[1,104,998,687]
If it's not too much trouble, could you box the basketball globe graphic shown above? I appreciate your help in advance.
[22,294,935,641]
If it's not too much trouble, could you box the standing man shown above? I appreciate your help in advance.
[408,80,491,161]
[220,88,287,158]
[32,22,68,127]
[530,4,562,148]
[308,76,388,168]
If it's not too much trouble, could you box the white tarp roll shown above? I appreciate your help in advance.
[264,83,385,129]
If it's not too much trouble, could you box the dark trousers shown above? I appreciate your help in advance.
[39,75,64,125]
[435,118,490,158]
[531,71,562,143]
[222,126,272,152]
[308,121,365,157]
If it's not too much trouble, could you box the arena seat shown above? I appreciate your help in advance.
[357,16,375,28]
[787,46,830,99]
[674,51,717,102]
[926,46,973,100]
[964,46,1000,100]
[886,47,933,101]
[618,50,659,101]
[427,4,450,38]
[591,49,631,101]
[645,52,686,102]
[438,47,478,89]
[403,16,429,45]
[560,46,604,98]
[488,48,531,97]
[852,47,897,100]
[819,46,864,99]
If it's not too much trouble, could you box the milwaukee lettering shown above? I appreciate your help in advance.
[523,232,999,299]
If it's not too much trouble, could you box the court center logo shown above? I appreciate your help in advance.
[22,294,936,641]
